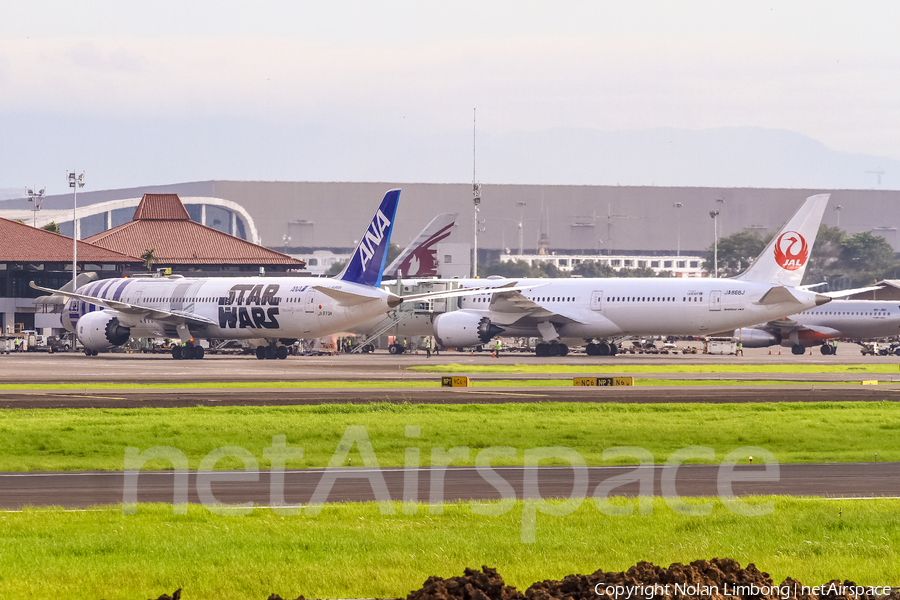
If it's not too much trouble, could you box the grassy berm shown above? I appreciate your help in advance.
[147,559,897,600]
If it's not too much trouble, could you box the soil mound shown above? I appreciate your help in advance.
[408,560,899,600]
[407,566,525,600]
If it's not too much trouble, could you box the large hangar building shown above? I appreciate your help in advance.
[2,181,898,257]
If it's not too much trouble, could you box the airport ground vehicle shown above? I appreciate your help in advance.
[47,332,78,352]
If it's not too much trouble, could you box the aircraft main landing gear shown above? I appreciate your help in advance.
[586,342,618,356]
[172,343,204,359]
[256,344,288,360]
[535,342,568,357]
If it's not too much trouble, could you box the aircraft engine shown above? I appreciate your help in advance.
[735,328,780,348]
[76,310,132,351]
[433,310,505,348]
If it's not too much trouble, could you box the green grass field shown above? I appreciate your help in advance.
[410,363,900,374]
[1,401,897,471]
[2,497,897,600]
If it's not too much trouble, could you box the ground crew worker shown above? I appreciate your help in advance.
[494,338,502,358]
[425,337,431,358]
[737,342,743,356]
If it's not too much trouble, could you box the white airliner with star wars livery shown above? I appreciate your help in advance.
[31,190,522,360]
[432,194,834,356]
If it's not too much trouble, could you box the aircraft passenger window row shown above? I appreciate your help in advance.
[524,297,576,302]
[682,297,703,302]
[807,311,882,316]
[607,297,676,302]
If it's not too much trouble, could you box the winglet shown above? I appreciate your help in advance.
[734,193,829,287]
[338,189,401,287]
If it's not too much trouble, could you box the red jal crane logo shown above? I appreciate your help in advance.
[774,231,808,271]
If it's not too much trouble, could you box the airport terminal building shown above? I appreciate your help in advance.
[2,181,899,261]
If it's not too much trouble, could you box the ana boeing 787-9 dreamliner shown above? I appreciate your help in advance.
[31,190,515,360]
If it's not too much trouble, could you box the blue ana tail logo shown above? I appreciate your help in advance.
[359,208,392,272]
[339,189,400,287]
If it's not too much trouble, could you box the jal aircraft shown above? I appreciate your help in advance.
[31,190,507,360]
[431,194,835,356]
[738,299,900,355]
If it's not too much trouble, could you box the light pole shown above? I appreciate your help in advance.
[26,187,45,228]
[673,202,683,256]
[68,171,85,290]
[472,183,482,278]
[709,209,720,278]
[516,201,526,255]
[834,204,843,228]
[282,234,291,253]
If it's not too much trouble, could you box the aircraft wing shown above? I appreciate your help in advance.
[486,288,582,326]
[759,318,841,338]
[29,282,217,327]
[819,286,883,299]
[396,281,547,304]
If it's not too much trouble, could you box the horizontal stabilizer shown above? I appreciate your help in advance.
[311,286,382,307]
[754,286,801,305]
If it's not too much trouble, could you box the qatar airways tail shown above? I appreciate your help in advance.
[383,213,457,279]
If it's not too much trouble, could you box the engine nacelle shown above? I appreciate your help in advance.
[433,310,505,348]
[76,311,131,351]
[735,328,780,348]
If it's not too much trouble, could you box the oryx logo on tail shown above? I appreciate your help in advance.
[774,231,808,271]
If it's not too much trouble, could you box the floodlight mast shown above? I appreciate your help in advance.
[709,209,720,278]
[26,187,45,228]
[68,171,85,291]
[471,108,481,278]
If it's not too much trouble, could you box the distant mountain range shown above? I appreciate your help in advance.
[1,115,895,198]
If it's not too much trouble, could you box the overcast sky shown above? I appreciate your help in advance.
[2,1,899,196]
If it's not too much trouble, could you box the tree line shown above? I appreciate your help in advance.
[706,225,899,289]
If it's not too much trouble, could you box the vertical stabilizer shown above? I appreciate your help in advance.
[384,213,457,278]
[338,189,401,287]
[734,193,830,286]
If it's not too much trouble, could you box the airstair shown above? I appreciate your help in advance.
[351,309,417,353]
